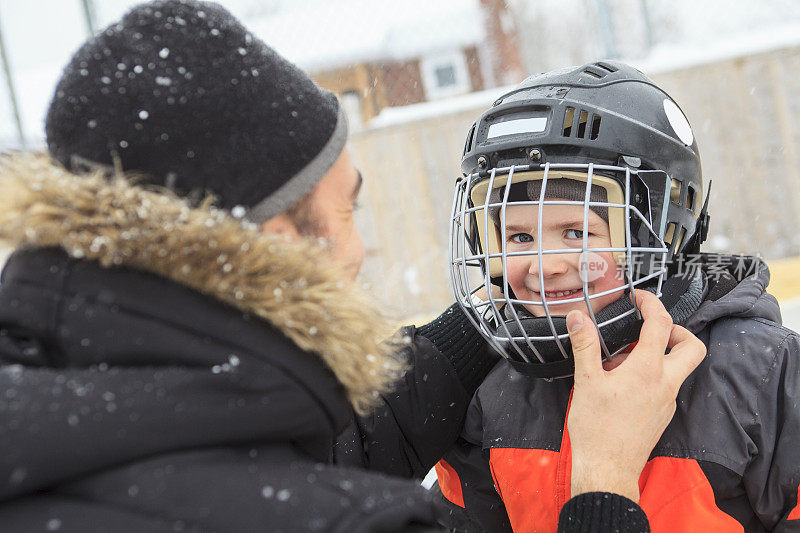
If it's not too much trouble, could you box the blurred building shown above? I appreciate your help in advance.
[249,0,525,128]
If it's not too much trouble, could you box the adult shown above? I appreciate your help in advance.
[0,1,704,531]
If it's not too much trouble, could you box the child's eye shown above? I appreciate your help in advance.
[510,233,534,244]
[564,229,585,239]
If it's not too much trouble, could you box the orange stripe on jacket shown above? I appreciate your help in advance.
[638,457,743,533]
[488,392,574,532]
[490,447,562,532]
[788,485,800,521]
[435,459,465,508]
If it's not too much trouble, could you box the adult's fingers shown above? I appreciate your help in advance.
[663,325,707,389]
[567,310,603,379]
[630,290,673,366]
[665,324,695,349]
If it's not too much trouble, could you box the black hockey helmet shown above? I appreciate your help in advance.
[449,61,710,379]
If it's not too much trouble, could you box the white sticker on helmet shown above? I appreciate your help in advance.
[487,117,548,139]
[663,99,693,146]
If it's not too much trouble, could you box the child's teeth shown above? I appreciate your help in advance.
[546,289,578,298]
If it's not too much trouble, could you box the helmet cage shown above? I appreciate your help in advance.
[449,161,670,376]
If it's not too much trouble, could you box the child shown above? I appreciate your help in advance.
[438,61,800,532]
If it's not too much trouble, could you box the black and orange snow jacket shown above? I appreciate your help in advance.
[436,256,800,532]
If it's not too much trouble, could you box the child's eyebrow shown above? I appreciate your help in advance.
[555,217,604,230]
[503,217,606,232]
[503,223,532,234]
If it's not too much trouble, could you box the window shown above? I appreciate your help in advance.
[434,65,457,88]
[420,50,471,100]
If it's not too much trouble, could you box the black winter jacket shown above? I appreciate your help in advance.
[0,158,465,532]
[0,247,451,532]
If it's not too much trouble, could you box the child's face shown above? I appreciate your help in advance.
[502,200,626,317]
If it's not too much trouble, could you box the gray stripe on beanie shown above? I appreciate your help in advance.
[246,105,349,223]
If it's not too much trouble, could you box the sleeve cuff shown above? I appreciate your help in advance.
[557,492,649,533]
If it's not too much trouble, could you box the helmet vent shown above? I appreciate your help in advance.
[564,107,601,140]
[665,223,687,253]
[577,110,589,137]
[596,62,618,73]
[582,63,618,80]
[686,184,696,211]
[590,114,601,140]
[670,178,682,205]
[563,107,575,136]
[664,222,686,253]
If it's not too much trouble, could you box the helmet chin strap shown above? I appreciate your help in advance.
[497,271,705,379]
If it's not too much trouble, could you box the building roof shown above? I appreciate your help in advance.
[247,0,485,72]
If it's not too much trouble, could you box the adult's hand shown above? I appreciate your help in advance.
[565,290,706,503]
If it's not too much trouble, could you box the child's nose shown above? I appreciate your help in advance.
[527,253,571,278]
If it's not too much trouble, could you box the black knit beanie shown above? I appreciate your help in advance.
[45,0,347,221]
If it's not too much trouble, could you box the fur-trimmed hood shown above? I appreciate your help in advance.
[0,153,406,414]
